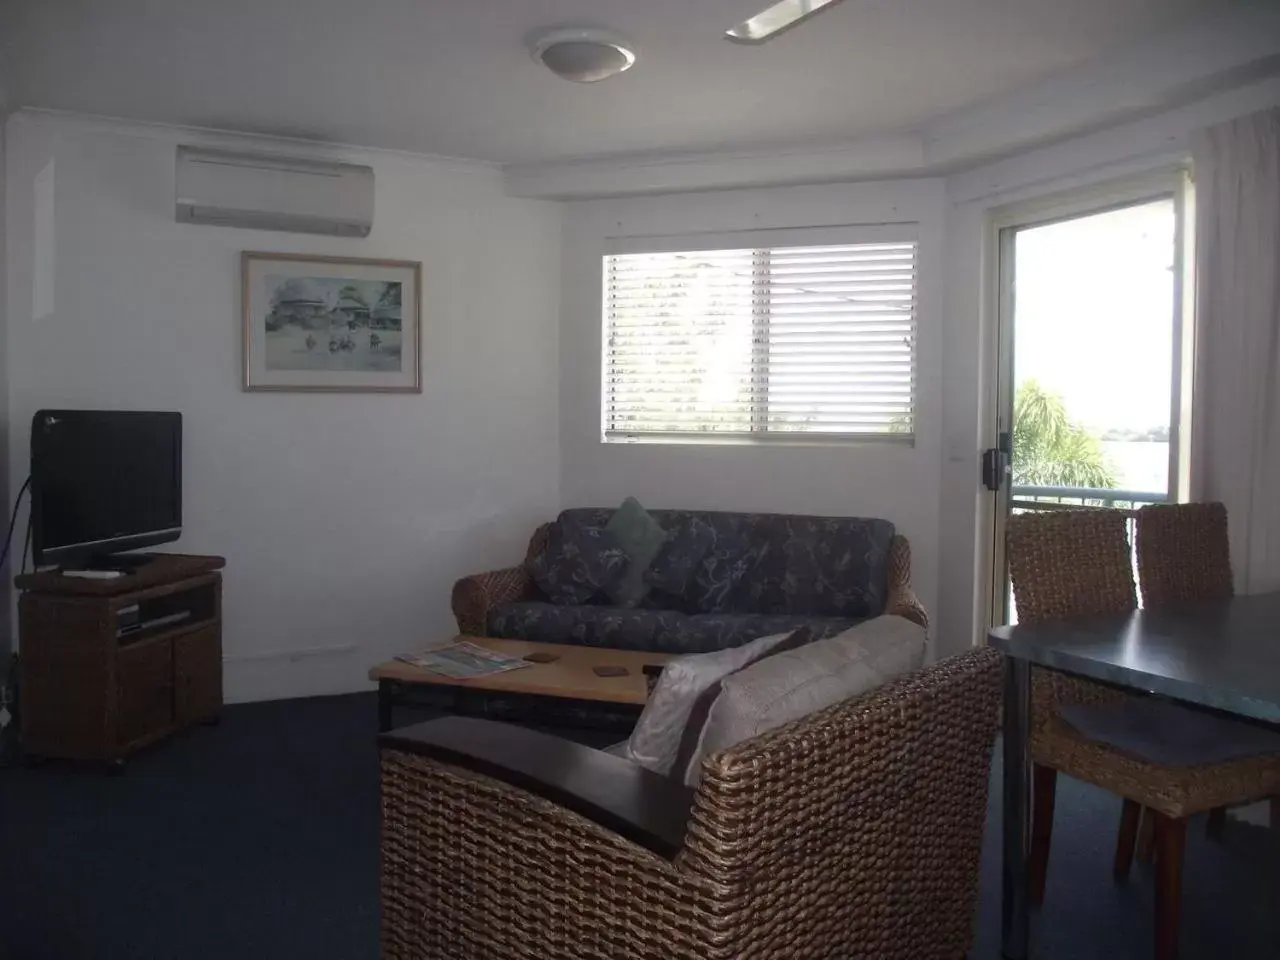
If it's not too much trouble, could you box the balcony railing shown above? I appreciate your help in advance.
[1010,484,1167,515]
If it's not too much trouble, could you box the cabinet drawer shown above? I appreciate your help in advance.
[115,638,174,748]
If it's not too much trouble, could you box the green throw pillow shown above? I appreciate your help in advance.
[604,497,668,608]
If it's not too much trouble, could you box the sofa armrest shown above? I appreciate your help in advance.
[450,565,536,636]
[380,717,694,859]
[885,534,929,629]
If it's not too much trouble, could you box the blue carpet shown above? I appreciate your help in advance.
[1,693,1277,959]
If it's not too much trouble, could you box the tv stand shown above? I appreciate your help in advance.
[16,554,226,767]
[68,552,157,574]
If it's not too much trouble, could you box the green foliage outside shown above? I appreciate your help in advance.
[1012,379,1117,489]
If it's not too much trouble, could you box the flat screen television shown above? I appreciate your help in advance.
[31,410,182,570]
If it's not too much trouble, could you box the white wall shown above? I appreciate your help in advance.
[3,112,563,701]
[560,180,947,647]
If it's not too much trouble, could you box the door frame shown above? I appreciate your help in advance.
[980,167,1193,628]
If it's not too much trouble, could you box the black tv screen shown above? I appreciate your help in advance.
[31,410,183,566]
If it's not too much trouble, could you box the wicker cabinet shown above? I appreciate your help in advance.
[17,555,225,767]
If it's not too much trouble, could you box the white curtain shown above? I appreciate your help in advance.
[1191,106,1280,594]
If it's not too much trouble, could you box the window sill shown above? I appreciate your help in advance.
[601,433,915,449]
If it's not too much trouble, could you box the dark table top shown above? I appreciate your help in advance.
[988,592,1280,725]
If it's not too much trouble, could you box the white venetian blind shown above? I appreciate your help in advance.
[604,240,917,442]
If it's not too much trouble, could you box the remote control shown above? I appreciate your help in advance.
[62,569,125,580]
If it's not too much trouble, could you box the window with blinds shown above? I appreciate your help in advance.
[603,240,917,443]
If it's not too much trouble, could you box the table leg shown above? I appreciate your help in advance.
[1002,657,1031,960]
[378,680,394,733]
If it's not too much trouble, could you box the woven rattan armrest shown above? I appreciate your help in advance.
[379,717,694,858]
[450,565,537,635]
[885,534,929,629]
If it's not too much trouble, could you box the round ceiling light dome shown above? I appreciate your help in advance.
[530,28,636,83]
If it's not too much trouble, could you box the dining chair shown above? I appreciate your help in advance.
[1136,501,1234,608]
[1134,501,1280,845]
[1006,508,1280,960]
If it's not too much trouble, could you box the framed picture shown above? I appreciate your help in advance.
[242,252,422,392]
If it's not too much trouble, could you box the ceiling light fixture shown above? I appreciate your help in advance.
[725,0,847,44]
[530,28,637,83]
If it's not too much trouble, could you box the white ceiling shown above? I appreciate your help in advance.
[0,0,1248,165]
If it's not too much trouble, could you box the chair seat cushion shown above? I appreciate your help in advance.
[1033,708,1280,819]
[486,602,686,651]
[678,613,862,653]
[1058,699,1280,767]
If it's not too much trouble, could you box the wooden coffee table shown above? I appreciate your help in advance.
[369,637,672,732]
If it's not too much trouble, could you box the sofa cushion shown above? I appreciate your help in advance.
[603,497,669,609]
[555,508,896,617]
[527,521,627,605]
[487,601,687,652]
[620,629,804,777]
[677,613,862,654]
[732,515,897,618]
[645,517,715,600]
[681,615,927,785]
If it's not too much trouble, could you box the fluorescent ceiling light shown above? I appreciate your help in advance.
[725,0,846,44]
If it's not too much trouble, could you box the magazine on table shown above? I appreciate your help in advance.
[395,640,532,680]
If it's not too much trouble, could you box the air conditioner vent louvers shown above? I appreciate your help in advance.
[175,146,373,237]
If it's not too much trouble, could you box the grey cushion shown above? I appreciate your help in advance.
[527,521,627,605]
[621,630,801,777]
[678,613,862,653]
[682,615,928,785]
[603,497,669,608]
[1058,699,1280,767]
[487,602,686,651]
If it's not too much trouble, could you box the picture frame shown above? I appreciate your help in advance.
[242,252,422,393]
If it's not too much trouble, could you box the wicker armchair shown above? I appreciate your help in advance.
[452,525,928,636]
[380,647,1001,960]
[1007,509,1280,960]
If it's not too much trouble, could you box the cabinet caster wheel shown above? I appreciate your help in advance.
[201,714,221,727]
[105,758,126,775]
[21,753,46,769]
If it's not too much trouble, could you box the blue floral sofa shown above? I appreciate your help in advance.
[453,508,927,656]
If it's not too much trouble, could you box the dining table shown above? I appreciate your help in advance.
[987,590,1280,959]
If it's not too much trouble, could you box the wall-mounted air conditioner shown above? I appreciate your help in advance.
[175,146,374,237]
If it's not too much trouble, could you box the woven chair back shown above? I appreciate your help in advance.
[1136,501,1233,608]
[1006,509,1136,624]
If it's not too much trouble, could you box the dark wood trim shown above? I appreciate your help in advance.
[15,554,225,595]
[378,680,394,733]
[380,716,693,859]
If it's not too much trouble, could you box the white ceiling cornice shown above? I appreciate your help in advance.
[504,134,926,200]
[505,5,1280,199]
